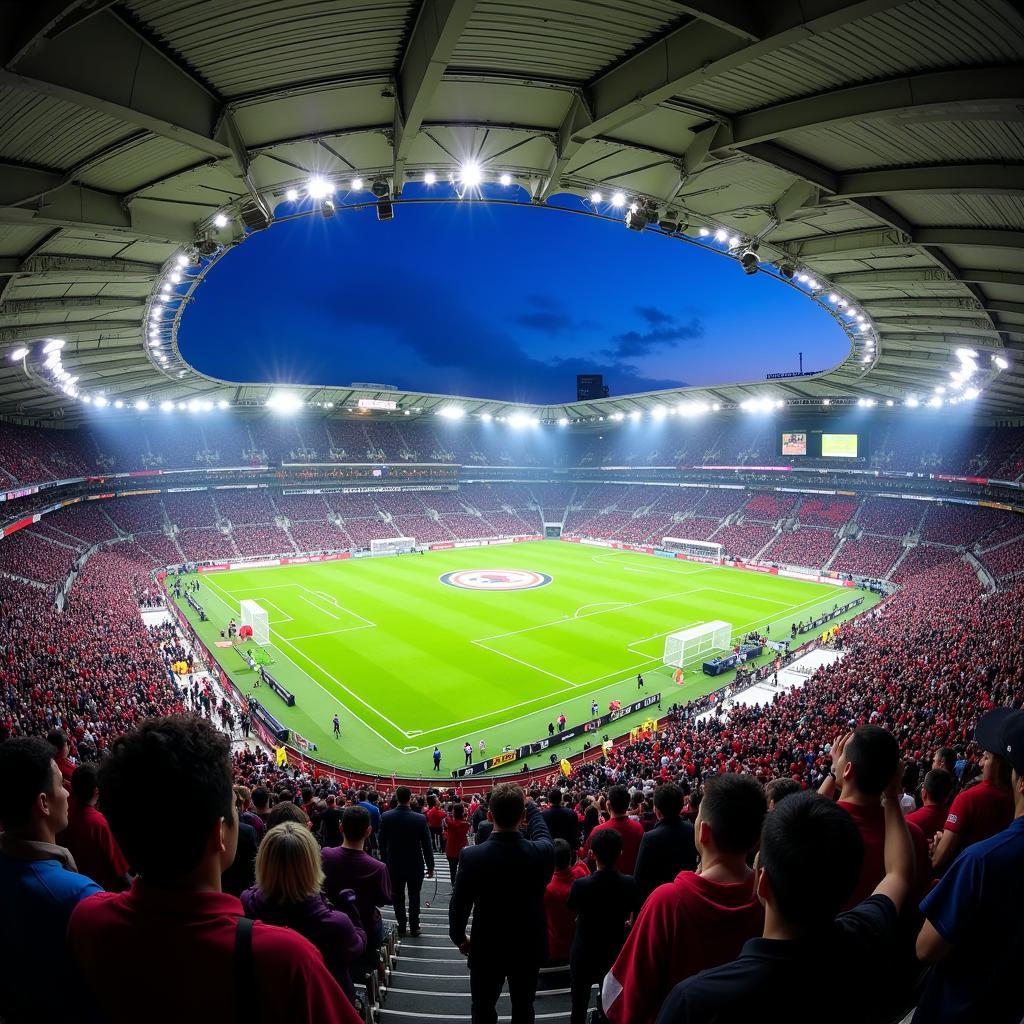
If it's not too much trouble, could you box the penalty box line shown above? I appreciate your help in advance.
[201,575,410,751]
[433,588,840,744]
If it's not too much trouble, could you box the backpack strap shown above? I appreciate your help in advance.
[235,916,256,1023]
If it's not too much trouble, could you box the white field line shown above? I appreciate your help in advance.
[574,601,628,618]
[298,593,341,619]
[295,583,376,627]
[246,596,294,623]
[287,625,376,641]
[202,575,409,749]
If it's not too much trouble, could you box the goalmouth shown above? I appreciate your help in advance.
[663,620,732,668]
[662,537,724,564]
[370,536,417,556]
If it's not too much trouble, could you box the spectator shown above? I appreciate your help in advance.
[0,737,101,1024]
[544,838,588,963]
[323,805,392,969]
[235,784,266,842]
[379,786,434,937]
[899,762,920,815]
[656,787,915,1024]
[59,762,130,893]
[603,774,766,1024]
[67,716,361,1024]
[633,782,698,902]
[266,800,310,830]
[242,822,367,1006]
[426,794,446,852]
[449,783,554,1024]
[915,708,1024,1024]
[222,789,258,897]
[819,727,930,908]
[931,713,1015,874]
[320,794,344,848]
[542,787,581,849]
[764,777,801,810]
[906,770,954,840]
[251,785,272,825]
[567,828,639,1024]
[445,802,471,880]
[932,746,957,780]
[584,784,644,874]
[46,728,76,787]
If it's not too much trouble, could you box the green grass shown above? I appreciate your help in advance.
[173,541,879,777]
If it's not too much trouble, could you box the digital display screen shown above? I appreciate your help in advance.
[821,433,859,458]
[781,432,807,456]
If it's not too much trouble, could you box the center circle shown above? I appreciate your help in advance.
[440,568,553,591]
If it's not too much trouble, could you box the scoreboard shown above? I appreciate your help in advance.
[778,425,866,460]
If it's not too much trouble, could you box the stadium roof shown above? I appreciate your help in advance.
[1,0,1023,422]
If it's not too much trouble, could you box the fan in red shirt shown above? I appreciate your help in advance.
[820,727,930,909]
[584,786,644,874]
[932,724,1015,874]
[905,769,955,844]
[544,839,590,962]
[602,774,767,1024]
[68,717,360,1024]
[59,763,130,892]
[444,803,472,879]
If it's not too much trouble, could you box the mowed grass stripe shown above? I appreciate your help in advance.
[179,542,874,773]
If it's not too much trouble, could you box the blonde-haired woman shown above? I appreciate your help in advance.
[242,821,367,1004]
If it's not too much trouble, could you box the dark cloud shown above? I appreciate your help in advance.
[604,316,704,359]
[635,305,674,326]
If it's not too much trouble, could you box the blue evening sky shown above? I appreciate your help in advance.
[179,188,847,404]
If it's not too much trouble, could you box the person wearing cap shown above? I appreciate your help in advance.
[914,707,1024,1024]
[930,708,1015,875]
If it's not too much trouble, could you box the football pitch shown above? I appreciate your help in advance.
[174,542,879,776]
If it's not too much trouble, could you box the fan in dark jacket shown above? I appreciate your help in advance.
[543,787,582,850]
[633,783,698,902]
[241,822,366,1006]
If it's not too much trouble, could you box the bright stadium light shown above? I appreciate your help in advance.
[610,412,625,421]
[424,171,437,185]
[213,212,228,228]
[135,399,150,411]
[218,399,229,410]
[611,192,626,208]
[175,253,189,269]
[698,227,710,236]
[590,191,603,203]
[499,173,512,186]
[651,406,668,419]
[114,400,124,409]
[507,412,538,428]
[43,338,65,353]
[160,400,174,412]
[965,386,980,400]
[307,176,333,199]
[558,417,569,426]
[351,177,364,191]
[458,162,482,187]
[994,355,1009,370]
[906,396,919,408]
[8,347,28,360]
[437,406,465,419]
[93,395,108,408]
[285,187,298,201]
[266,392,304,413]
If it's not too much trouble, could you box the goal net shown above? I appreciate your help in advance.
[663,620,732,668]
[662,537,724,564]
[240,600,270,646]
[370,536,417,556]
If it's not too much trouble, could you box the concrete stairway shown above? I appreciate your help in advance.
[378,860,575,1022]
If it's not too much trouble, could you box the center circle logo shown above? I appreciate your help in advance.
[440,568,553,591]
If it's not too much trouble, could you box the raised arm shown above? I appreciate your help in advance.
[872,772,915,910]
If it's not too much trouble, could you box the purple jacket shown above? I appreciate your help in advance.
[322,846,393,938]
[240,886,367,999]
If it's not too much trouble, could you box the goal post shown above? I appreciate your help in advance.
[370,536,417,556]
[240,600,270,647]
[662,537,724,564]
[663,620,732,668]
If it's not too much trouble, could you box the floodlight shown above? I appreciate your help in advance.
[266,392,303,414]
[828,294,838,303]
[152,305,164,315]
[822,398,831,406]
[698,227,710,236]
[994,355,1009,370]
[213,213,228,228]
[590,191,603,203]
[629,410,642,420]
[610,412,625,421]
[610,192,626,208]
[651,406,668,419]
[965,387,980,400]
[160,400,174,412]
[321,198,336,218]
[188,399,200,412]
[424,171,437,185]
[43,339,65,353]
[351,177,364,191]
[307,176,333,199]
[218,399,229,410]
[8,347,28,360]
[906,396,919,407]
[458,162,482,187]
[806,278,819,289]
[285,188,298,201]
[94,396,108,408]
[626,199,657,232]
[114,400,124,409]
[437,406,465,419]
[499,173,512,186]
[955,347,978,359]
[728,236,739,248]
[558,417,569,426]
[714,228,727,243]
[885,399,894,406]
[480,412,492,422]
[507,412,537,428]
[174,253,189,269]
[136,399,150,411]
[739,247,759,275]
[935,386,946,394]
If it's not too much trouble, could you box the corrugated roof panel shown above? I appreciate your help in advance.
[785,120,1024,172]
[452,0,686,82]
[889,193,1024,229]
[0,223,57,256]
[125,0,413,97]
[78,137,208,194]
[684,0,1024,114]
[0,88,136,170]
[428,80,570,131]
